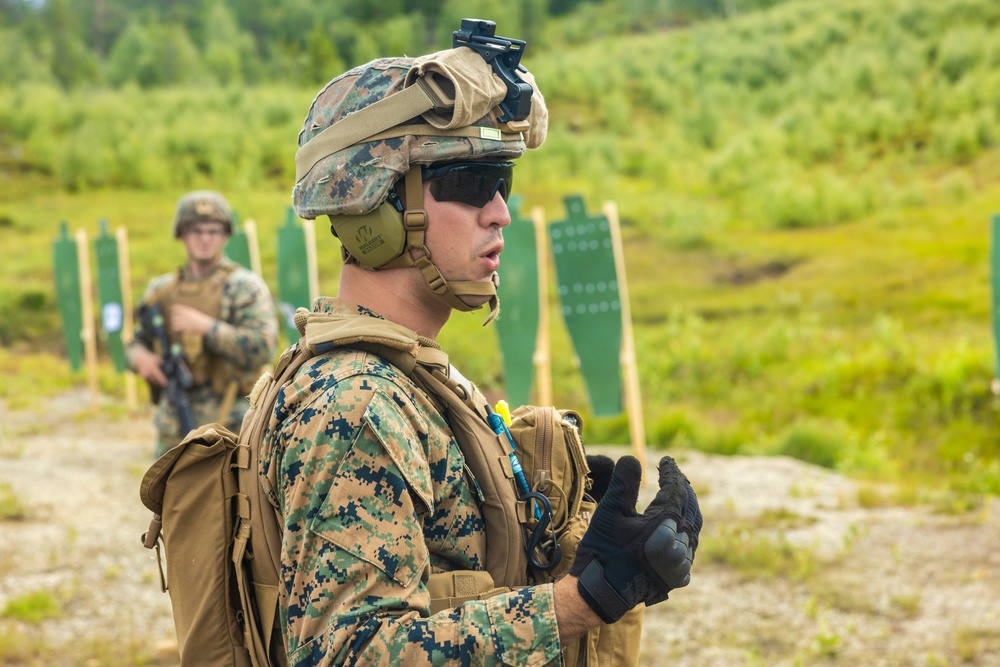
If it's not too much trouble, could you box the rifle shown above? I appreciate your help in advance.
[140,302,197,437]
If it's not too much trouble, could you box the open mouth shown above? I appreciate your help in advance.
[482,242,503,271]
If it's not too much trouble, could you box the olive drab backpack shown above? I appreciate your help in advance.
[139,310,642,667]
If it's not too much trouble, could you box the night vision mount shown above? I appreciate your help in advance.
[453,18,533,123]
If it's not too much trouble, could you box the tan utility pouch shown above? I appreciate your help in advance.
[507,406,644,667]
[140,425,253,667]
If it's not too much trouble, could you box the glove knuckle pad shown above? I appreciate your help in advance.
[644,520,692,589]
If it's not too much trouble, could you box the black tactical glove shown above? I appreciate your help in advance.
[568,455,702,624]
[585,454,615,502]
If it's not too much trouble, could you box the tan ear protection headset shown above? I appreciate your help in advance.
[328,168,427,272]
[329,197,407,269]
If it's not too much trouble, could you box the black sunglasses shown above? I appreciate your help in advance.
[421,161,515,208]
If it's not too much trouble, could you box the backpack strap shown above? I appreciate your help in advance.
[233,342,315,667]
[300,311,529,589]
[408,349,529,590]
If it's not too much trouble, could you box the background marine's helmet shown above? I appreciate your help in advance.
[172,190,233,239]
[291,41,547,318]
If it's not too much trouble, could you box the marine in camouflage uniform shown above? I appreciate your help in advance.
[265,22,701,666]
[127,191,278,457]
[260,299,562,665]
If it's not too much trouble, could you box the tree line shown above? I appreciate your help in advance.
[0,0,790,89]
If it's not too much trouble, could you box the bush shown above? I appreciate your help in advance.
[2,591,61,623]
[934,25,994,83]
[0,288,58,347]
[650,409,700,447]
[771,419,846,469]
[0,483,27,521]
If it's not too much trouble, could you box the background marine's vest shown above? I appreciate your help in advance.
[147,263,255,395]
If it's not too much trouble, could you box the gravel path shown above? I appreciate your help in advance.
[1,390,998,665]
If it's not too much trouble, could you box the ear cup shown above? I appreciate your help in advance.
[329,202,407,268]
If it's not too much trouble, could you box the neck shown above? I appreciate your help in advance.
[187,255,222,280]
[338,263,451,339]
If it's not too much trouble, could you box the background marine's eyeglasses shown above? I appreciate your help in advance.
[184,224,227,238]
[422,161,515,208]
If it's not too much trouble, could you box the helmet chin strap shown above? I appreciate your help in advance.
[377,168,500,324]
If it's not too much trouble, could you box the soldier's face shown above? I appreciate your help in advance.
[181,222,228,263]
[422,180,510,307]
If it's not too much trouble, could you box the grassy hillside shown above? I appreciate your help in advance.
[1,0,998,499]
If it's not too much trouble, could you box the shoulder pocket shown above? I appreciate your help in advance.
[363,388,434,511]
[309,388,432,587]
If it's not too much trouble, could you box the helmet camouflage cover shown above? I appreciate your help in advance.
[292,48,547,220]
[172,190,233,238]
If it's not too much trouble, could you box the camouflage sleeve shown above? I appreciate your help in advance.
[264,363,562,667]
[205,269,278,371]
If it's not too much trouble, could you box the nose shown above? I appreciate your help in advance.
[481,191,511,229]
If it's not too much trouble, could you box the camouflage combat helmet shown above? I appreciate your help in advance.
[292,35,547,321]
[172,190,233,239]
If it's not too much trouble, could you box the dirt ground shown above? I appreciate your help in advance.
[1,388,999,666]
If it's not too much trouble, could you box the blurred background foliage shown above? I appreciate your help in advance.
[0,0,792,90]
[1,0,999,498]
